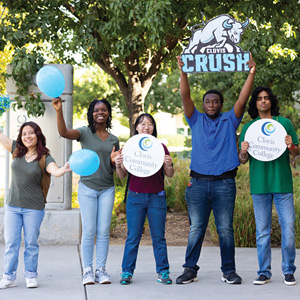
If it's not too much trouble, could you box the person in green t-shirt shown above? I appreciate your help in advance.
[239,86,299,286]
[52,97,120,286]
[0,121,71,290]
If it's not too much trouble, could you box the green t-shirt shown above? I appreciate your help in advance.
[7,141,55,210]
[76,126,120,191]
[239,116,299,194]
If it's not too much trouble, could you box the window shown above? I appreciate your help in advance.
[177,128,185,135]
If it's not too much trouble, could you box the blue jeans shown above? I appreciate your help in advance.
[122,191,169,274]
[184,177,236,274]
[3,205,45,280]
[78,182,115,270]
[252,193,296,277]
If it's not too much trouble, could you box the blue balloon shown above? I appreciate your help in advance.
[69,149,100,176]
[36,66,65,98]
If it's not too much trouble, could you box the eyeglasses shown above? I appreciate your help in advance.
[139,122,154,128]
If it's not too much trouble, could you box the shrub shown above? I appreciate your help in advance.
[293,176,300,248]
[72,191,79,208]
[110,177,127,233]
[164,158,190,211]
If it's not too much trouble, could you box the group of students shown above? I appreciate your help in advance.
[0,54,298,289]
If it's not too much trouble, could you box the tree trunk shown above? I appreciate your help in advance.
[123,75,153,136]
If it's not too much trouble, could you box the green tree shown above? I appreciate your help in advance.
[1,1,300,133]
[145,71,182,115]
[0,4,13,94]
[0,44,12,94]
[73,65,123,115]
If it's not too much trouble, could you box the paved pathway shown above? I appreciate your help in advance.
[0,245,299,300]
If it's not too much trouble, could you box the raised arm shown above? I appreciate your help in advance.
[234,54,256,118]
[52,97,80,140]
[0,128,13,152]
[177,56,195,119]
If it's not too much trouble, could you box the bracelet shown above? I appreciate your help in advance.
[288,144,295,150]
[116,165,121,169]
[239,152,248,161]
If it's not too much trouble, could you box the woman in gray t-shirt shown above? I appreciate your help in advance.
[0,121,71,290]
[52,97,120,285]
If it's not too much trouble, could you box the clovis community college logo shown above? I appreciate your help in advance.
[244,119,287,162]
[139,137,153,151]
[122,134,165,177]
[181,13,250,73]
[261,122,275,136]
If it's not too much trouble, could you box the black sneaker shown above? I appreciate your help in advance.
[253,275,271,285]
[176,268,197,284]
[221,272,242,284]
[283,274,296,286]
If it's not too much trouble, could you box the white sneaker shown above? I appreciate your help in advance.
[82,267,95,285]
[95,268,111,284]
[26,277,38,288]
[0,278,17,289]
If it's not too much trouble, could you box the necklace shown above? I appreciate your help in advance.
[25,151,37,159]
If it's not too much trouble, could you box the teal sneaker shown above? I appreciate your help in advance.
[120,272,133,285]
[157,270,172,284]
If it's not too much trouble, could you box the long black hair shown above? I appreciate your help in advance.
[134,113,157,137]
[248,86,280,119]
[87,99,112,133]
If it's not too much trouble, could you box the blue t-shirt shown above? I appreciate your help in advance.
[186,107,242,176]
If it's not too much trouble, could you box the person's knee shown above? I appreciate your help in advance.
[97,226,110,238]
[82,226,96,240]
[150,231,166,243]
[217,226,234,238]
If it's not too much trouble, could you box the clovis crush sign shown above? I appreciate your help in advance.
[181,14,250,73]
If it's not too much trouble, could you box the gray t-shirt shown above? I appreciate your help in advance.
[76,126,120,191]
[7,141,55,210]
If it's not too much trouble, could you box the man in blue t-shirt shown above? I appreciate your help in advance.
[176,55,256,285]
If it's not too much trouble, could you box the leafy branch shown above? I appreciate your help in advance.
[4,47,46,117]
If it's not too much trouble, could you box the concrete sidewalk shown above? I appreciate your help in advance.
[0,245,299,300]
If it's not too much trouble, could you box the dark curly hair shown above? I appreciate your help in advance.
[134,113,157,137]
[87,99,112,133]
[248,86,280,119]
[15,121,50,160]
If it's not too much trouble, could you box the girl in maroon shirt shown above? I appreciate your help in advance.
[115,113,174,285]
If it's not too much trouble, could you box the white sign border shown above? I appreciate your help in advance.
[244,118,287,162]
[122,134,165,177]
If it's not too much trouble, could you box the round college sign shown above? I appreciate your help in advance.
[122,134,165,177]
[244,119,287,162]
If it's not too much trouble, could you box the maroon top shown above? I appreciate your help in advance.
[129,144,169,193]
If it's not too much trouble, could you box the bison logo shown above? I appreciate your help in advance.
[182,14,251,73]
